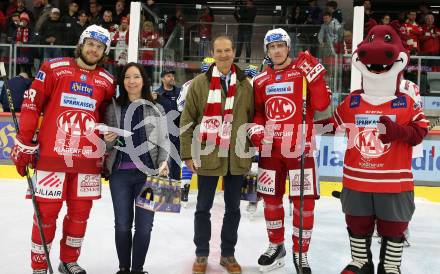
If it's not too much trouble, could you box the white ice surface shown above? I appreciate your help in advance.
[0,179,439,274]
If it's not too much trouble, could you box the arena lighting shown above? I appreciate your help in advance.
[207,1,232,4]
[210,6,236,10]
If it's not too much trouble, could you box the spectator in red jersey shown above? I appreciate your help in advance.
[15,12,34,75]
[420,13,440,56]
[402,10,423,55]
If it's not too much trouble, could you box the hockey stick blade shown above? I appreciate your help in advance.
[331,190,341,199]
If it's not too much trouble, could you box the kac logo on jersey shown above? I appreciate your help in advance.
[36,70,46,82]
[355,128,392,158]
[80,74,87,81]
[265,82,294,95]
[275,74,282,81]
[70,82,93,96]
[265,96,296,121]
[350,95,361,108]
[391,96,407,108]
[56,110,96,136]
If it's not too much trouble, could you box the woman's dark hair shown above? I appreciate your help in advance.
[116,62,154,106]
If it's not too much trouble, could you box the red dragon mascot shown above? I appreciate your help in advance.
[333,20,430,274]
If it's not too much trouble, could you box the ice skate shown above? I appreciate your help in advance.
[58,262,86,274]
[258,243,286,272]
[293,252,312,274]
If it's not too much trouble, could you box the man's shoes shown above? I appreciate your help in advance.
[220,256,242,274]
[192,256,208,274]
[116,269,130,274]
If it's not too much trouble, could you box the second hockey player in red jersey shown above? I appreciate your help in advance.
[248,28,331,273]
[11,25,116,274]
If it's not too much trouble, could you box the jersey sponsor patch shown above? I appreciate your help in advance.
[265,96,296,121]
[94,78,108,87]
[35,70,46,82]
[34,171,65,200]
[50,61,70,69]
[257,168,276,195]
[76,173,101,197]
[289,168,316,197]
[286,71,301,79]
[70,81,93,96]
[266,220,283,229]
[54,138,94,157]
[349,95,361,108]
[355,114,396,128]
[32,242,52,254]
[275,74,282,81]
[66,236,83,248]
[98,71,113,84]
[60,92,96,111]
[391,96,407,108]
[265,82,294,95]
[55,69,74,77]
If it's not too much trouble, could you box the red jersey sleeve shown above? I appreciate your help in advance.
[410,100,429,131]
[18,61,54,143]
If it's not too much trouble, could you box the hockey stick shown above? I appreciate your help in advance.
[0,63,54,274]
[297,76,308,274]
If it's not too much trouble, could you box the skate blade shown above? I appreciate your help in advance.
[259,258,285,272]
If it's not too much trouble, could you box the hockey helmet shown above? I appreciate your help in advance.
[79,24,111,55]
[201,57,215,73]
[264,28,291,53]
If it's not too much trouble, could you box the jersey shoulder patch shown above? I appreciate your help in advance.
[97,69,114,84]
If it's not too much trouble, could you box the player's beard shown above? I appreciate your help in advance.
[79,47,104,66]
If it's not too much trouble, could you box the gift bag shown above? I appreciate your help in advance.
[240,174,258,202]
[135,176,182,213]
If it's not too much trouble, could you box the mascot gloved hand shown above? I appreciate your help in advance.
[378,116,426,145]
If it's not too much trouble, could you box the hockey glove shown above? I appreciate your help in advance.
[378,116,427,146]
[247,124,272,149]
[295,51,326,84]
[11,137,39,177]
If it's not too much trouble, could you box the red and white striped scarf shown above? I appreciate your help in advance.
[199,64,237,149]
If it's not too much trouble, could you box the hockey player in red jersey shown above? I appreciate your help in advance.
[248,28,331,273]
[334,21,429,274]
[10,25,115,274]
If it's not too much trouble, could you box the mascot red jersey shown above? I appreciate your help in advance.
[334,20,429,274]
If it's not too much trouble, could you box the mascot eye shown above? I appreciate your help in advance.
[384,34,392,42]
[368,34,375,42]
